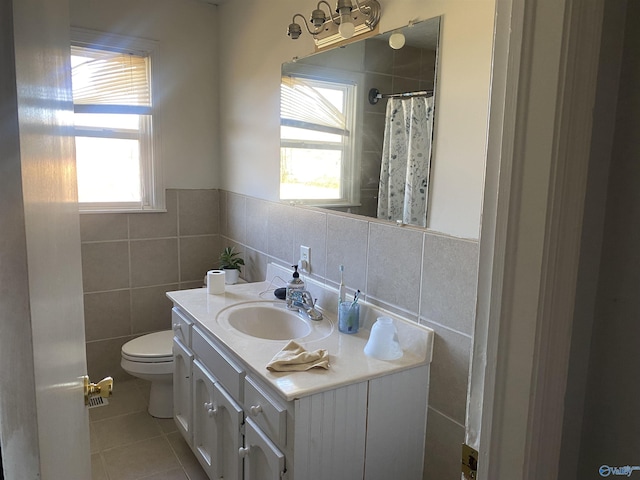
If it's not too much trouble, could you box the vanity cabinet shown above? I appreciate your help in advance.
[171,303,429,480]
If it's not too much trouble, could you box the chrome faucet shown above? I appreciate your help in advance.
[288,290,323,321]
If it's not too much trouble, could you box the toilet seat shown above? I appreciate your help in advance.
[122,330,173,364]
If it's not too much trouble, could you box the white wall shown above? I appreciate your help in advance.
[70,0,220,190]
[218,0,495,239]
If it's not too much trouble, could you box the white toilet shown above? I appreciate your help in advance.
[121,330,174,418]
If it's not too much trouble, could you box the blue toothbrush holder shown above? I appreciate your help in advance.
[338,301,360,334]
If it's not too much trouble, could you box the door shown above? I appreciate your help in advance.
[174,338,194,443]
[0,0,92,477]
[192,360,217,476]
[214,381,244,480]
[242,418,286,480]
[467,0,604,478]
[193,360,244,480]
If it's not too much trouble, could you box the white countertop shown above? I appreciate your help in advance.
[167,270,433,402]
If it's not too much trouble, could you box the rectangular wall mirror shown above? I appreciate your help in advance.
[280,17,440,228]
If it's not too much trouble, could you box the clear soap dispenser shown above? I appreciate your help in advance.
[286,265,305,309]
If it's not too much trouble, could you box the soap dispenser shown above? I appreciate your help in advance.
[286,265,305,309]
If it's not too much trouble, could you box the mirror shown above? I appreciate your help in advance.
[280,17,440,227]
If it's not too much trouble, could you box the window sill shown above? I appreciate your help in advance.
[79,208,167,214]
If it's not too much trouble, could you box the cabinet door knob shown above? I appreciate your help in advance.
[249,405,262,416]
[172,323,180,331]
[238,446,250,458]
[204,401,218,416]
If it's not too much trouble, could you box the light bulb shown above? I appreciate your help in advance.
[389,32,406,49]
[338,15,355,39]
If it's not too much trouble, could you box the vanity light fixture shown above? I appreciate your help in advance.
[287,0,381,48]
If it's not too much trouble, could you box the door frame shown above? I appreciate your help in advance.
[468,0,606,478]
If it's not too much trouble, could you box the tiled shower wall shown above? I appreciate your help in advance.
[79,188,478,480]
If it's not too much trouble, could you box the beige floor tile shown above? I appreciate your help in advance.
[93,411,162,451]
[167,432,208,480]
[139,468,189,480]
[91,453,107,480]
[90,423,101,454]
[90,385,147,422]
[155,417,179,435]
[102,436,181,480]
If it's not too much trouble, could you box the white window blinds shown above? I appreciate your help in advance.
[71,46,151,111]
[280,76,348,136]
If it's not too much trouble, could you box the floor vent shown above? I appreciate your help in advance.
[88,396,109,409]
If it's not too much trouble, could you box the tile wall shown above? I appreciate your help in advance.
[79,188,478,480]
[81,189,220,381]
[219,191,478,480]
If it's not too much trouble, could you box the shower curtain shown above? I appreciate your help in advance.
[377,96,434,227]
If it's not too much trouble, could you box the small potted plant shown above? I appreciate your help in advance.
[219,246,245,285]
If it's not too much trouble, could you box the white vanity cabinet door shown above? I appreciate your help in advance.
[192,360,218,478]
[214,381,244,480]
[242,417,286,480]
[193,360,244,480]
[173,337,194,446]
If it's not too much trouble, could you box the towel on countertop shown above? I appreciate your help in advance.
[266,340,330,372]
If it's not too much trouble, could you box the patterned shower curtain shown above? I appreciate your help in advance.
[377,96,434,227]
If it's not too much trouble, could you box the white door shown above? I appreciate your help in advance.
[242,418,286,480]
[467,0,605,477]
[174,338,194,443]
[0,0,92,477]
[214,381,244,480]
[192,360,217,476]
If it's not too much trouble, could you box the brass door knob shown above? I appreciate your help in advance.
[83,375,113,405]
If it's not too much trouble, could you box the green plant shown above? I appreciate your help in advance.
[219,246,245,272]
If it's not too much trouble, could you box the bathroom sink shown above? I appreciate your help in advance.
[216,301,334,341]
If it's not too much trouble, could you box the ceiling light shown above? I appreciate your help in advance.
[389,32,405,49]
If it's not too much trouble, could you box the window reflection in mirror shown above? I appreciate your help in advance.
[280,17,440,227]
[280,77,357,204]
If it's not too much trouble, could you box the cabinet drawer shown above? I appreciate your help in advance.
[192,326,245,401]
[171,307,192,346]
[244,376,287,446]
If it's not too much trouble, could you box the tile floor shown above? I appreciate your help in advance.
[90,379,208,480]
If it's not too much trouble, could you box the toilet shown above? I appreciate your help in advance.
[121,330,174,418]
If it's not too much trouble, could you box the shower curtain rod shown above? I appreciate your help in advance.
[368,87,433,105]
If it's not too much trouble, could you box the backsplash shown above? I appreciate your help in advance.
[219,190,478,479]
[79,188,478,480]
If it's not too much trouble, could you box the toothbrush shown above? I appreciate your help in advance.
[351,290,361,309]
[339,265,345,304]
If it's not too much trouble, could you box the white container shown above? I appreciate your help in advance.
[364,317,403,361]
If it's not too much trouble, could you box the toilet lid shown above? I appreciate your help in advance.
[122,330,173,360]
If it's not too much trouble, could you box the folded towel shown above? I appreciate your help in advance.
[266,340,330,372]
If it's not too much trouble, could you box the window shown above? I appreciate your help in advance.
[280,75,358,206]
[71,29,162,211]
